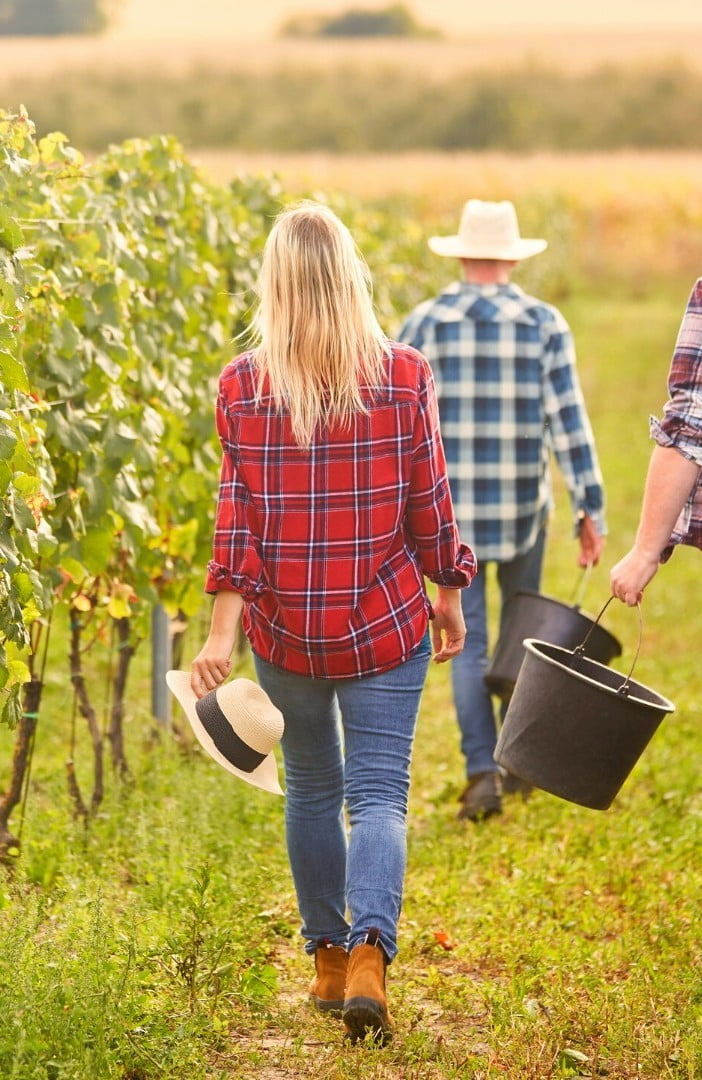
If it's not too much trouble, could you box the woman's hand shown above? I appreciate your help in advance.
[191,636,234,698]
[190,591,244,697]
[431,586,466,663]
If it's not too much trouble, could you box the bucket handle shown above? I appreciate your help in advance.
[568,562,593,608]
[572,595,642,697]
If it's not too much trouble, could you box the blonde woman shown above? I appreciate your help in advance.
[191,203,475,1043]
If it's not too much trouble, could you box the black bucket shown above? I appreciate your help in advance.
[484,579,622,701]
[494,601,675,810]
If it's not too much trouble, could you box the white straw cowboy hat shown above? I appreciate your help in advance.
[429,199,547,261]
[166,671,285,795]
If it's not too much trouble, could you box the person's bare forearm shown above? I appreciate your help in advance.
[632,445,699,555]
[610,445,700,604]
[191,591,244,696]
[431,585,466,662]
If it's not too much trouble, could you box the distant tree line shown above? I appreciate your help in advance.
[5,60,702,150]
[0,0,113,35]
[280,3,440,37]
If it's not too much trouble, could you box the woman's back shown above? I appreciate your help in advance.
[208,341,466,678]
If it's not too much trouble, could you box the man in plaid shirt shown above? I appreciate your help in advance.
[611,278,702,604]
[399,199,606,820]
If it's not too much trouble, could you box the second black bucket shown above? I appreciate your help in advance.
[494,638,675,810]
[484,589,622,700]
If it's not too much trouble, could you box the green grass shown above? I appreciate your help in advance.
[2,276,702,1078]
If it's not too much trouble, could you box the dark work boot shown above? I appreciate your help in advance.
[457,771,502,821]
[342,928,393,1044]
[308,939,348,1016]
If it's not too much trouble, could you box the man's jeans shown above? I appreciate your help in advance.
[451,529,547,778]
[253,634,431,962]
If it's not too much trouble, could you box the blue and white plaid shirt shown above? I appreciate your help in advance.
[398,281,606,561]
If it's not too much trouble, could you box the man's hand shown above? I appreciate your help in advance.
[578,513,604,568]
[610,546,659,606]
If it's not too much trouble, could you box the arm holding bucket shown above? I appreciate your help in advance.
[577,512,604,568]
[611,278,702,605]
[610,445,700,605]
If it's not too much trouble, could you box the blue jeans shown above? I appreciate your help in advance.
[253,634,431,962]
[451,529,547,778]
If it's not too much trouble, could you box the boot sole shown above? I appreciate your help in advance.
[343,996,393,1044]
[309,995,344,1017]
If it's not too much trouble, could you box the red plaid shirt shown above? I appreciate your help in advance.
[205,342,476,678]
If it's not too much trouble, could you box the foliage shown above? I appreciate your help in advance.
[279,3,440,38]
[0,0,115,36]
[0,698,289,1077]
[6,59,702,152]
[0,110,284,734]
[0,110,55,727]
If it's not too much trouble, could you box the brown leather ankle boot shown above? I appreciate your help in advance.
[342,928,393,1044]
[308,939,348,1015]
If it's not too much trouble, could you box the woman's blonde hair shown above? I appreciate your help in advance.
[250,202,389,447]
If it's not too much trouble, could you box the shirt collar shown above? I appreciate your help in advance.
[453,281,525,299]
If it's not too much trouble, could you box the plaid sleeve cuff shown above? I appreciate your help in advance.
[573,507,607,537]
[651,415,702,467]
[427,543,478,588]
[205,561,268,599]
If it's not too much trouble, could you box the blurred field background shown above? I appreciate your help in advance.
[4,26,702,75]
[189,148,702,291]
[3,12,702,289]
[4,12,702,156]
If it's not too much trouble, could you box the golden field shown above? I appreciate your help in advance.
[3,26,702,78]
[191,147,702,206]
[191,148,702,286]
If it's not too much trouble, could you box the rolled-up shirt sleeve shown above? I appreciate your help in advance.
[405,356,477,587]
[650,414,702,466]
[651,278,702,467]
[649,279,702,555]
[204,390,268,598]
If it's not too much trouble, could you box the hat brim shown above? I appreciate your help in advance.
[428,236,548,260]
[166,670,284,796]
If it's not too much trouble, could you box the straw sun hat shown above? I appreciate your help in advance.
[429,199,547,261]
[166,671,285,795]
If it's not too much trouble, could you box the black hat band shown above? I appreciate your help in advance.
[195,691,267,773]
